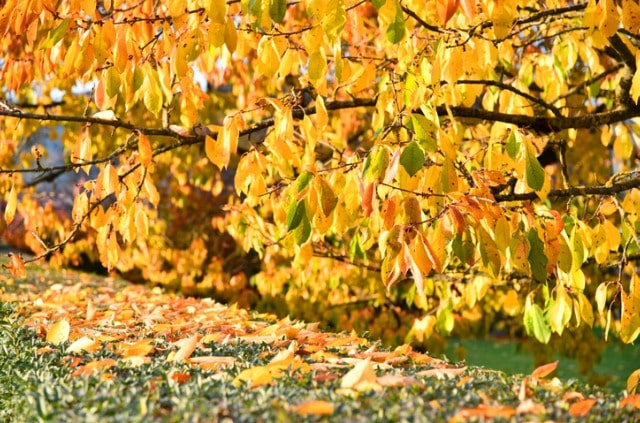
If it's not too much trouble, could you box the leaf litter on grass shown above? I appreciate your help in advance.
[1,268,640,421]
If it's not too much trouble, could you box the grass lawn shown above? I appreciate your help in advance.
[445,337,640,393]
[1,260,639,421]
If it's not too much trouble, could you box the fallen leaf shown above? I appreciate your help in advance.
[170,372,192,384]
[66,336,96,353]
[340,358,378,390]
[189,356,235,371]
[46,319,70,345]
[71,358,117,377]
[291,400,335,416]
[621,394,640,409]
[416,366,467,379]
[568,398,597,417]
[531,360,558,380]
[376,374,424,388]
[516,399,546,415]
[168,335,199,362]
[233,365,283,388]
[451,404,517,421]
[86,298,96,320]
[120,338,155,358]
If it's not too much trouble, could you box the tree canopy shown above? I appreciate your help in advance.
[1,0,640,353]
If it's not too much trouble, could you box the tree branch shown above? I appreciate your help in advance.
[494,176,640,202]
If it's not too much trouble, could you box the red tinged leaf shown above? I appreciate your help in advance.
[361,181,376,217]
[170,372,192,384]
[531,360,559,380]
[437,0,459,25]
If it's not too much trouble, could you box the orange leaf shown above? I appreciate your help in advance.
[437,0,459,25]
[568,398,597,417]
[452,404,516,420]
[72,358,117,377]
[46,319,70,345]
[170,372,192,384]
[531,360,558,380]
[138,133,153,167]
[362,181,375,217]
[7,253,27,278]
[459,0,477,20]
[621,394,640,409]
[291,400,335,416]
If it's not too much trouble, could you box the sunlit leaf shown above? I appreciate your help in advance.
[531,360,558,380]
[46,319,70,345]
[4,183,17,225]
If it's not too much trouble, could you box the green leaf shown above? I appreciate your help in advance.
[436,301,454,335]
[269,0,287,23]
[42,18,71,49]
[349,233,366,262]
[366,147,390,181]
[527,229,548,283]
[524,297,551,343]
[293,214,311,245]
[400,142,425,177]
[286,199,306,231]
[372,0,386,9]
[296,171,313,192]
[505,130,519,159]
[409,114,437,152]
[524,140,545,191]
[386,2,405,44]
[317,178,337,216]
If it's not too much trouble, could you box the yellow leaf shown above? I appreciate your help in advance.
[340,357,378,390]
[503,289,520,316]
[597,0,620,38]
[631,66,640,104]
[622,0,640,33]
[47,319,70,345]
[233,365,283,388]
[4,182,17,225]
[627,368,640,394]
[138,133,153,167]
[169,335,199,362]
[315,95,328,129]
[67,336,97,353]
[205,0,226,24]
